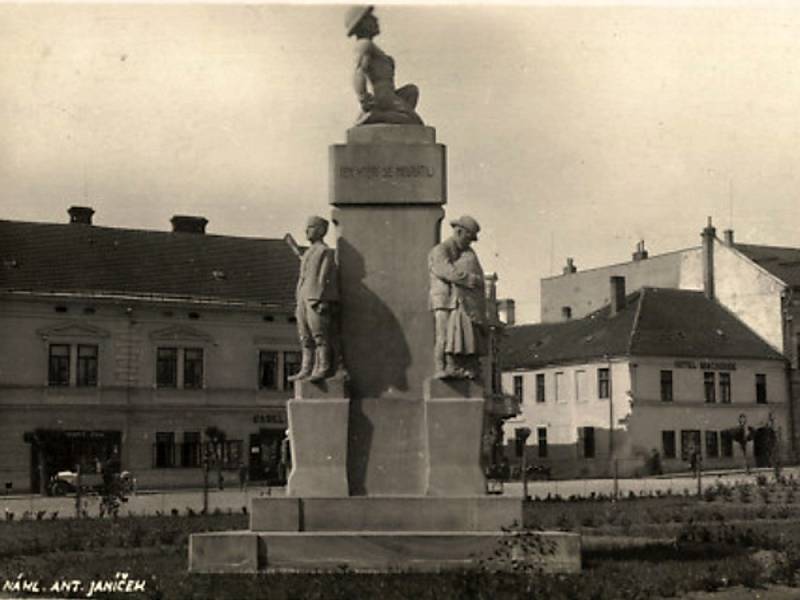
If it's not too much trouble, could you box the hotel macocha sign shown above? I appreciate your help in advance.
[673,360,737,371]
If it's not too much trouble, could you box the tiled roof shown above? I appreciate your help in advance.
[734,243,800,288]
[0,219,300,308]
[501,287,784,370]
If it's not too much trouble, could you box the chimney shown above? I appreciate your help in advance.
[723,229,734,246]
[561,306,572,320]
[702,217,716,299]
[68,206,94,225]
[632,240,649,261]
[171,215,208,234]
[484,273,500,323]
[497,298,516,326]
[609,276,626,317]
[563,257,577,275]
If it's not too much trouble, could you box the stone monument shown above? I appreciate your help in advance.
[189,5,580,573]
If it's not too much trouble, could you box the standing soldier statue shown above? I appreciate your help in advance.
[289,216,340,383]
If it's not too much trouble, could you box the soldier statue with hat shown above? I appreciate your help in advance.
[345,5,424,126]
[289,216,340,383]
[428,215,487,380]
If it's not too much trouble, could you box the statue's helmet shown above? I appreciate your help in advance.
[345,5,374,37]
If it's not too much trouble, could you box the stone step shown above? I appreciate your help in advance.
[250,496,524,532]
[189,530,581,574]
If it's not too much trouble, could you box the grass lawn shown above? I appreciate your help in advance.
[2,478,799,599]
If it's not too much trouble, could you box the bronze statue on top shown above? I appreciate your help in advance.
[345,5,424,127]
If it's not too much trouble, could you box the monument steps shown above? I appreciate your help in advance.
[189,530,581,574]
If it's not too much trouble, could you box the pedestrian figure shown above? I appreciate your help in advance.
[238,463,248,491]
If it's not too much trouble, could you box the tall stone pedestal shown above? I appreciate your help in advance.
[189,124,581,573]
[331,125,446,495]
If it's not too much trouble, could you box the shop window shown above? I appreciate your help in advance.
[719,372,732,403]
[662,431,676,459]
[681,430,701,461]
[756,374,767,404]
[48,344,70,386]
[156,348,178,388]
[536,373,545,403]
[579,426,595,459]
[183,348,204,389]
[721,430,734,458]
[513,375,523,404]
[77,344,98,387]
[282,351,302,389]
[224,440,243,469]
[704,372,716,403]
[259,351,279,390]
[597,368,610,399]
[181,432,201,468]
[154,432,175,468]
[705,431,719,458]
[537,427,548,458]
[660,370,673,402]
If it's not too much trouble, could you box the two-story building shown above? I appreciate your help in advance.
[501,279,791,478]
[541,219,800,454]
[0,207,301,492]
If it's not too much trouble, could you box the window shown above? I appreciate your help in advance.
[555,372,565,403]
[756,374,767,404]
[48,344,70,386]
[575,370,587,403]
[156,348,178,388]
[513,375,524,404]
[660,370,673,402]
[283,351,302,389]
[181,432,201,468]
[662,431,676,459]
[48,343,102,387]
[721,430,734,458]
[704,372,716,403]
[537,427,548,458]
[536,373,545,403]
[156,347,204,389]
[154,432,175,468]
[259,351,279,390]
[580,426,595,458]
[719,372,731,403]
[597,368,610,399]
[705,431,719,458]
[183,348,204,389]
[681,430,701,461]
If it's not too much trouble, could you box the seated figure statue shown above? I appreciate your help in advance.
[345,5,424,126]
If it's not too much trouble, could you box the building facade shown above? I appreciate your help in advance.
[539,219,800,454]
[502,284,791,477]
[0,209,301,492]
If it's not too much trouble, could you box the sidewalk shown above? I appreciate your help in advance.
[500,466,798,499]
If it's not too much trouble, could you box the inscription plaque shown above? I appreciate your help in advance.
[329,143,446,205]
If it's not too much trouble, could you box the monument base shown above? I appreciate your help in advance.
[189,496,581,574]
[286,374,350,497]
[189,529,581,574]
[425,377,487,496]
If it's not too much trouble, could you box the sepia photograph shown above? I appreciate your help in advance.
[2,2,800,598]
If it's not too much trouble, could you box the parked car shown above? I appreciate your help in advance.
[49,470,134,496]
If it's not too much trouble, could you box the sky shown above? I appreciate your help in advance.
[3,3,800,322]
